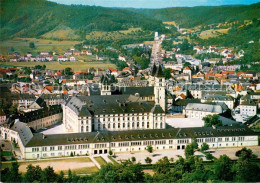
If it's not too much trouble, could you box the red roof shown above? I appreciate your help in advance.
[122,67,130,71]
[109,67,118,72]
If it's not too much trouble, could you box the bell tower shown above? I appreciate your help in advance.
[152,65,166,111]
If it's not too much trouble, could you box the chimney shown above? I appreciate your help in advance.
[42,134,46,139]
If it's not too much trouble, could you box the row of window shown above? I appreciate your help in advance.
[31,137,248,152]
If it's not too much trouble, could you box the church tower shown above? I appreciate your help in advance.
[152,65,166,111]
[100,75,111,95]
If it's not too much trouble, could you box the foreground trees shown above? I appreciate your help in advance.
[1,148,259,183]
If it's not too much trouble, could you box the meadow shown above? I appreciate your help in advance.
[0,61,116,71]
[0,38,82,55]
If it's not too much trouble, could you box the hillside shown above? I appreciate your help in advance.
[132,3,260,28]
[0,0,259,42]
[0,0,165,40]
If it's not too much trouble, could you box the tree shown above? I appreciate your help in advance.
[203,114,222,127]
[57,171,64,183]
[185,144,195,159]
[29,42,35,49]
[145,157,152,164]
[163,68,172,79]
[205,153,214,161]
[154,156,170,174]
[200,142,209,152]
[233,148,260,182]
[191,138,198,150]
[8,161,22,182]
[9,104,18,115]
[235,147,256,160]
[64,67,72,76]
[184,62,191,67]
[41,166,57,182]
[24,164,42,182]
[147,145,153,154]
[214,155,233,181]
[109,150,113,156]
[131,156,136,163]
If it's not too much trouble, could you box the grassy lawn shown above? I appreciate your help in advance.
[0,61,116,71]
[0,38,81,55]
[200,28,229,39]
[61,166,99,175]
[1,157,95,173]
[1,151,13,156]
[108,156,119,165]
[94,157,107,166]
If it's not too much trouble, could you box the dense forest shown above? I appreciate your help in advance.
[132,3,260,28]
[1,0,259,40]
[0,0,165,40]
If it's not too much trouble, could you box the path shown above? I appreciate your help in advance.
[89,156,101,169]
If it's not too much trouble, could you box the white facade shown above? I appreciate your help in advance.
[239,105,257,116]
[20,127,258,160]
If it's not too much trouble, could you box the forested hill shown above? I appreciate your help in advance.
[0,0,259,40]
[0,0,164,40]
[131,3,260,28]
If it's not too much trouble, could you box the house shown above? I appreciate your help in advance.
[10,57,18,62]
[108,67,118,77]
[73,50,80,56]
[201,94,234,109]
[36,56,46,62]
[239,99,257,117]
[183,66,192,80]
[86,50,92,56]
[28,97,47,111]
[118,54,126,61]
[172,99,201,113]
[70,56,76,62]
[40,51,49,56]
[64,50,73,56]
[46,55,53,61]
[58,56,68,62]
[183,103,228,119]
[0,108,6,125]
[96,55,105,61]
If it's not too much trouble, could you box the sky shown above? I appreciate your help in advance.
[49,0,260,8]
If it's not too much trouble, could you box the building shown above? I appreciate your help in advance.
[183,103,228,119]
[63,69,166,133]
[239,100,257,117]
[6,124,258,160]
[18,105,62,130]
[201,94,234,109]
[39,94,64,106]
[0,108,6,125]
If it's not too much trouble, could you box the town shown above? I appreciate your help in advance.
[0,0,259,182]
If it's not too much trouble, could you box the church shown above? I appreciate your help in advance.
[62,65,167,133]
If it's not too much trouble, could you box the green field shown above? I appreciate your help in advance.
[0,38,82,55]
[94,157,107,166]
[0,61,116,71]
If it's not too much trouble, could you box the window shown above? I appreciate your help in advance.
[58,146,62,150]
[50,146,55,151]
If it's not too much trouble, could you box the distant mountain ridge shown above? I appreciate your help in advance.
[0,0,259,40]
[131,2,260,28]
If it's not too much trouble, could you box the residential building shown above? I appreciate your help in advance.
[183,103,228,119]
